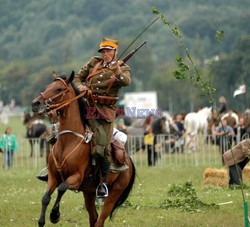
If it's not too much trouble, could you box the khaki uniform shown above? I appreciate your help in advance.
[74,56,131,160]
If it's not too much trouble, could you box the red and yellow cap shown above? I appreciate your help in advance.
[98,38,118,52]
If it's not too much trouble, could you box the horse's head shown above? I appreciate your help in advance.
[32,71,75,115]
[198,106,212,120]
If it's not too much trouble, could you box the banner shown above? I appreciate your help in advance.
[233,84,246,97]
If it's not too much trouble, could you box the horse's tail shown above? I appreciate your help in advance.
[110,157,136,219]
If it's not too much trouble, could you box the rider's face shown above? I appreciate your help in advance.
[101,49,117,63]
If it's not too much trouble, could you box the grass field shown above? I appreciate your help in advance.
[1,163,250,226]
[0,117,250,226]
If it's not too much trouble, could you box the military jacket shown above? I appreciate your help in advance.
[74,56,131,122]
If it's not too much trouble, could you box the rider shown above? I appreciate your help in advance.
[74,38,131,197]
[37,38,131,197]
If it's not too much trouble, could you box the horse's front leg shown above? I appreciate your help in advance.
[50,173,83,224]
[50,182,69,224]
[83,191,98,227]
[38,183,57,227]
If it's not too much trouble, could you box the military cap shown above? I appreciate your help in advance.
[98,38,118,52]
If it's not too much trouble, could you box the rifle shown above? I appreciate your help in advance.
[87,41,147,79]
[119,40,147,64]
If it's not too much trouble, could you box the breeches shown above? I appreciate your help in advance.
[89,119,113,162]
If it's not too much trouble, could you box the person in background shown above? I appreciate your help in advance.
[235,117,246,143]
[144,124,155,166]
[244,109,250,134]
[0,127,18,169]
[213,119,235,164]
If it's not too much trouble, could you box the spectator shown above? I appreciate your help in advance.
[244,109,250,134]
[213,119,235,164]
[174,114,185,137]
[235,117,246,143]
[152,116,166,163]
[144,125,156,166]
[173,114,185,153]
[0,127,18,169]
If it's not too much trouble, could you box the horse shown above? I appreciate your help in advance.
[23,112,47,157]
[183,106,212,152]
[31,71,136,227]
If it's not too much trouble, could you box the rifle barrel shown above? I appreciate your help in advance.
[121,40,147,63]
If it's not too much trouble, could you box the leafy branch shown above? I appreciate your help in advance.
[152,7,224,104]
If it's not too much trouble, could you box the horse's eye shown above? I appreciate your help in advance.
[56,88,63,93]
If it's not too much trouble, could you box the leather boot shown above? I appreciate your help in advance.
[36,167,48,182]
[36,174,48,182]
[96,158,110,198]
[47,132,57,145]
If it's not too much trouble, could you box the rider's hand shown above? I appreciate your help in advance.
[78,85,86,92]
[109,61,122,76]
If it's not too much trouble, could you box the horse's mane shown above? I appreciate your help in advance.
[71,81,88,129]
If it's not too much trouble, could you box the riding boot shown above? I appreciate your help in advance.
[96,158,110,198]
[36,167,48,182]
[36,174,48,182]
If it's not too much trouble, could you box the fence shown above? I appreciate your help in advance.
[127,133,250,167]
[0,134,249,170]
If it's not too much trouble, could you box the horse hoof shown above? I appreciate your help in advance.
[38,220,45,227]
[50,211,60,224]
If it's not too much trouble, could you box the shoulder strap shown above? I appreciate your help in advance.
[86,60,103,82]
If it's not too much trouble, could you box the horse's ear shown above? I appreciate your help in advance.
[52,71,57,80]
[67,71,75,83]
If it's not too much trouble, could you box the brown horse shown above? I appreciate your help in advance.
[31,72,136,227]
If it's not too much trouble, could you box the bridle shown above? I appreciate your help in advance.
[39,77,86,116]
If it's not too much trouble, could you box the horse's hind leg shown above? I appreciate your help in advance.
[83,191,98,227]
[94,187,123,227]
[50,182,69,224]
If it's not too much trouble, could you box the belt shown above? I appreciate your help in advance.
[91,94,118,105]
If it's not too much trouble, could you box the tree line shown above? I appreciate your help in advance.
[0,0,249,113]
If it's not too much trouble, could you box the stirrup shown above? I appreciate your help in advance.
[96,183,108,198]
[37,167,48,176]
[84,132,93,143]
[36,167,48,180]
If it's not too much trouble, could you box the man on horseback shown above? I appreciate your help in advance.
[73,38,131,197]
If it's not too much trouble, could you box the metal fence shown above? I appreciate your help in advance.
[127,133,250,167]
[1,134,249,170]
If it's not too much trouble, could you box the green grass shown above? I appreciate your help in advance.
[0,165,249,227]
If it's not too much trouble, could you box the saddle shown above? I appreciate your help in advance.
[111,140,126,166]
